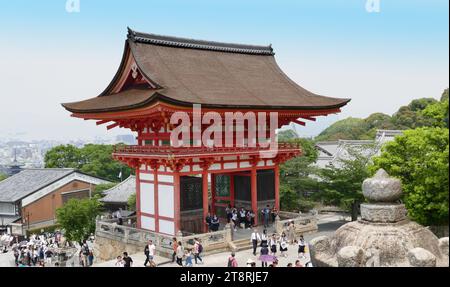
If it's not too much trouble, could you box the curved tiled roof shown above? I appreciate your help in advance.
[100,175,136,204]
[62,28,350,113]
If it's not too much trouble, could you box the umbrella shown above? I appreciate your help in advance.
[258,255,277,263]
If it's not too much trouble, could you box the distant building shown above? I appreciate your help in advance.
[100,175,136,211]
[0,168,110,234]
[115,134,137,145]
[315,130,404,169]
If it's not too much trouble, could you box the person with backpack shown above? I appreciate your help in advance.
[193,239,203,265]
[227,252,238,267]
[81,240,90,267]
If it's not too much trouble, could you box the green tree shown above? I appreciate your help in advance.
[45,144,132,182]
[278,129,298,142]
[280,138,319,212]
[370,128,449,226]
[421,98,449,128]
[316,145,376,221]
[44,145,81,168]
[440,88,449,102]
[56,197,103,242]
[127,193,137,211]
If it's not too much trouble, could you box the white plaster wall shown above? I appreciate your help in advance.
[141,216,155,231]
[140,182,155,215]
[158,185,174,218]
[158,175,174,183]
[140,172,154,181]
[159,219,175,235]
[224,162,238,169]
[240,161,251,168]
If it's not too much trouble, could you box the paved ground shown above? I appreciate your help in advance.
[94,213,348,268]
[1,213,348,267]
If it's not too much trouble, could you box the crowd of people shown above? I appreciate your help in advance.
[205,205,279,232]
[1,231,73,267]
[232,227,310,268]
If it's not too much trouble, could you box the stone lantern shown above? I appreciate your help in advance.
[309,169,449,267]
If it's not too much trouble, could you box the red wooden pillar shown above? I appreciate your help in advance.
[211,174,216,215]
[174,172,181,234]
[274,165,280,211]
[202,172,209,233]
[136,168,141,229]
[153,168,159,233]
[251,167,258,225]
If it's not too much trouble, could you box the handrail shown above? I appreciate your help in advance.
[113,142,301,156]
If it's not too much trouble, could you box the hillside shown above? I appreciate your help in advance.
[315,89,449,141]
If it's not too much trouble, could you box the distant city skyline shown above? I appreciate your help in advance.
[0,0,448,141]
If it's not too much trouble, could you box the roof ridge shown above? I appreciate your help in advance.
[127,27,275,56]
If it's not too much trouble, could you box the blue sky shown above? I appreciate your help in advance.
[0,0,448,140]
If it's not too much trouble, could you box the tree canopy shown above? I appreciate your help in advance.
[370,127,449,226]
[279,138,319,212]
[314,144,376,220]
[45,144,133,182]
[315,93,447,141]
[56,197,103,243]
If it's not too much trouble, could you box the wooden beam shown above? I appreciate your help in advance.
[107,122,120,130]
[299,116,316,122]
[96,120,111,126]
[293,119,306,126]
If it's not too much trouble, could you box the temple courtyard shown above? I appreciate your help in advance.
[93,214,347,267]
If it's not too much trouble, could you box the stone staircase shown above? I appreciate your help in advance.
[230,238,253,252]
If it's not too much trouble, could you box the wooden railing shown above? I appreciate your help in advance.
[113,143,301,157]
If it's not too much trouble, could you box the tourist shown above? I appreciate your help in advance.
[250,229,261,256]
[122,252,133,267]
[231,210,239,231]
[260,229,268,247]
[205,213,212,232]
[211,214,220,232]
[248,211,256,228]
[287,263,293,267]
[176,241,184,266]
[295,260,303,267]
[116,208,123,225]
[226,204,233,223]
[78,250,84,267]
[280,232,288,258]
[88,250,94,266]
[227,252,238,267]
[269,234,278,256]
[298,235,306,259]
[271,206,279,224]
[81,240,90,267]
[288,220,295,244]
[144,240,156,267]
[259,242,270,267]
[115,256,124,267]
[193,238,203,265]
[184,249,193,267]
[239,208,247,228]
[262,205,271,228]
[171,237,178,263]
